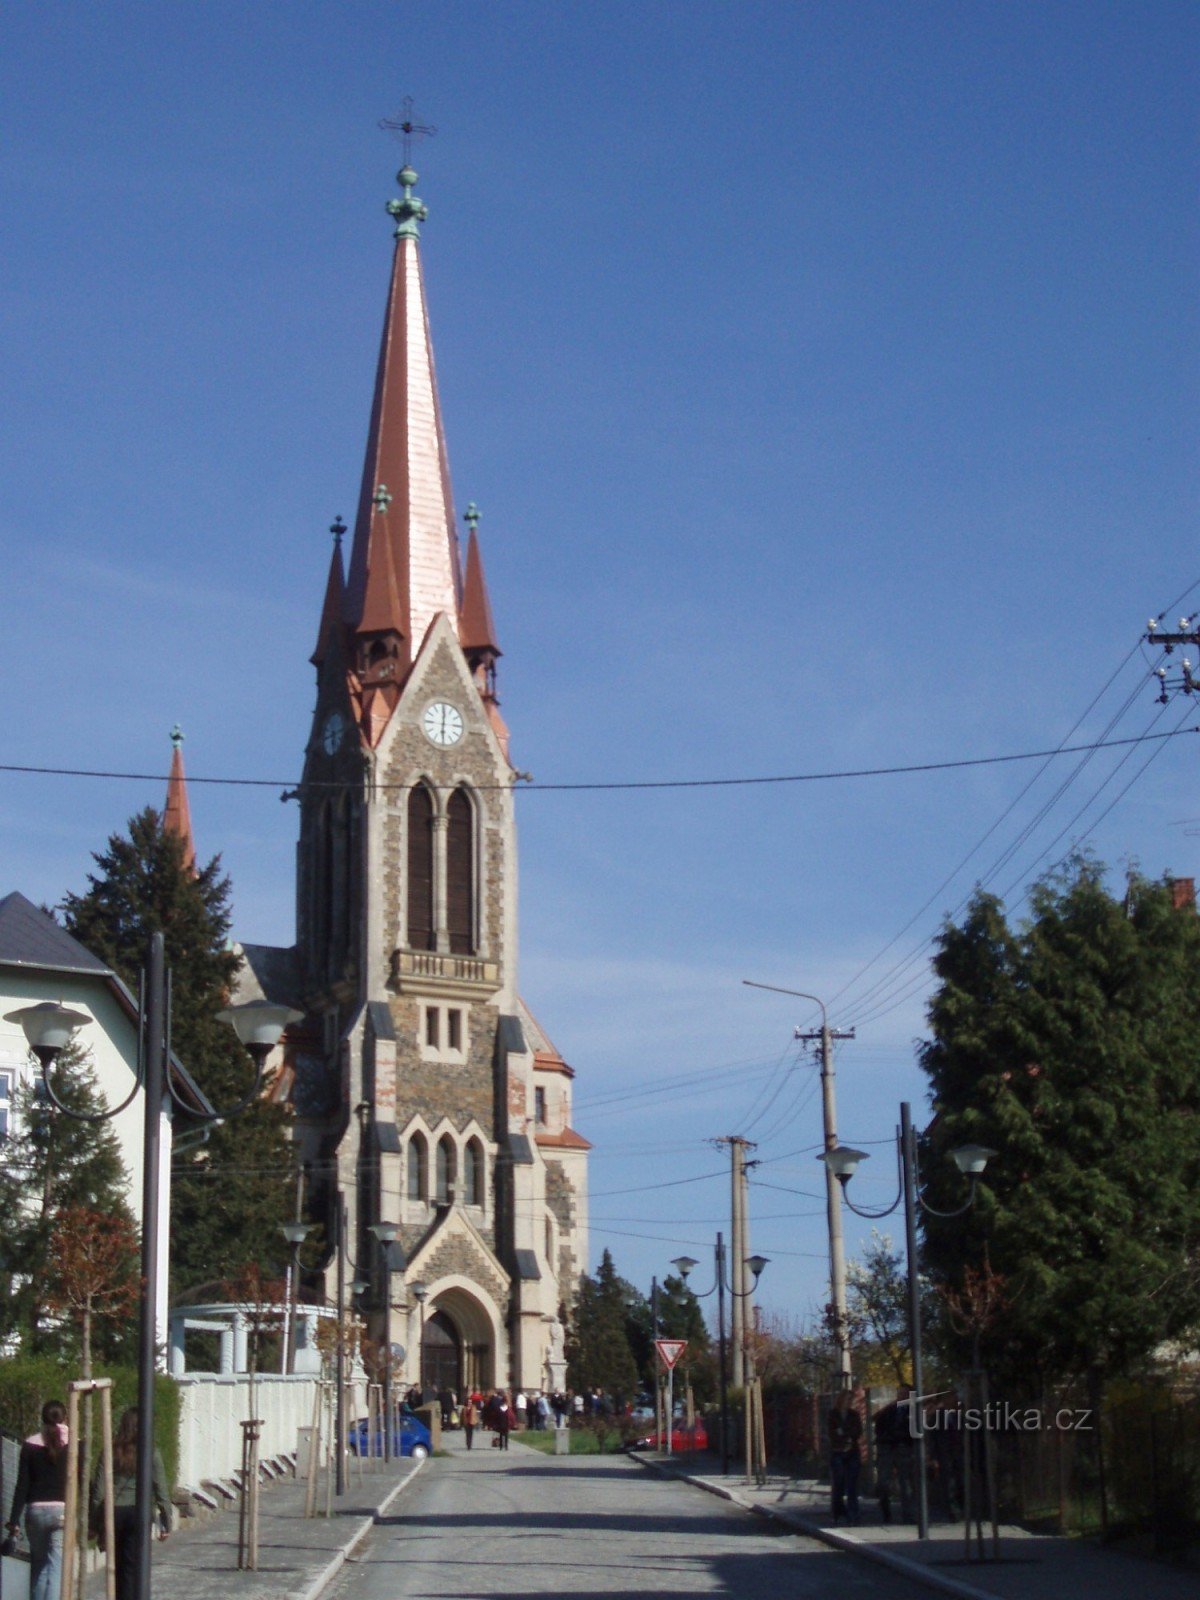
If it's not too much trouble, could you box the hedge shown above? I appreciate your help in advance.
[0,1360,180,1489]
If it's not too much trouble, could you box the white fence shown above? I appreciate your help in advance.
[175,1373,322,1489]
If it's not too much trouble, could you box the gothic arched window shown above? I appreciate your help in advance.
[407,1132,428,1201]
[464,1139,484,1207]
[406,786,435,951]
[436,1135,456,1205]
[446,788,475,955]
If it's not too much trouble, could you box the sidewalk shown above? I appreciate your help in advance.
[637,1454,1200,1600]
[84,1456,424,1600]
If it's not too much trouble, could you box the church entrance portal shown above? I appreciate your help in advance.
[422,1310,461,1396]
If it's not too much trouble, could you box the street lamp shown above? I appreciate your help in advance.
[819,1101,995,1539]
[367,1222,405,1460]
[7,942,300,1600]
[671,1242,768,1474]
[410,1281,429,1395]
[280,1223,314,1375]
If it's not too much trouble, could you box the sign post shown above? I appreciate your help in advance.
[654,1339,688,1456]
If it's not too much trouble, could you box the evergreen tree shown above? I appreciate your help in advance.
[566,1249,640,1402]
[62,807,296,1298]
[0,1044,137,1359]
[919,858,1200,1394]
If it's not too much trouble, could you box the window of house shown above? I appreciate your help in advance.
[447,1009,463,1052]
[406,786,435,950]
[534,1087,547,1125]
[0,1069,11,1141]
[407,1133,428,1201]
[436,1136,455,1204]
[465,1139,483,1207]
[446,788,475,955]
[425,1007,440,1049]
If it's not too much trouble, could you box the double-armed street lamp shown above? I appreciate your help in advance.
[819,1102,995,1539]
[280,1223,314,1375]
[671,1241,768,1474]
[7,936,301,1600]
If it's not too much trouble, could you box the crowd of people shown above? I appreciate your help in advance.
[400,1384,633,1447]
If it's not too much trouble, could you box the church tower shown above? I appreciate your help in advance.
[275,163,588,1396]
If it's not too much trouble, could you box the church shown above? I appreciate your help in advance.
[236,160,590,1397]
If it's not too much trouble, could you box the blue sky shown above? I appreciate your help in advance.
[3,2,1197,1325]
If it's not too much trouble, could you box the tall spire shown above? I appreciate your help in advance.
[311,517,347,666]
[344,164,462,686]
[163,725,196,874]
[459,502,502,671]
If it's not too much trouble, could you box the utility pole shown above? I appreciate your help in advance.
[743,980,854,1388]
[715,1136,756,1386]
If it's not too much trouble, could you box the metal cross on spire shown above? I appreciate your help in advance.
[379,97,437,165]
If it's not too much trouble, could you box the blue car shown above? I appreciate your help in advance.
[348,1408,432,1460]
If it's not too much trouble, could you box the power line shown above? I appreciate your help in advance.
[0,727,1192,797]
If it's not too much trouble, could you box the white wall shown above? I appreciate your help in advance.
[175,1374,327,1488]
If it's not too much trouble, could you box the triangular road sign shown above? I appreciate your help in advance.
[655,1338,687,1370]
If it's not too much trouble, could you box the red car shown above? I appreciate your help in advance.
[631,1419,708,1452]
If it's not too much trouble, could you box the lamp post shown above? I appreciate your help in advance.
[368,1223,405,1461]
[819,1102,995,1539]
[671,1241,768,1475]
[410,1281,429,1395]
[7,948,300,1600]
[280,1223,314,1375]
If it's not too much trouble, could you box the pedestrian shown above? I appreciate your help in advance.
[873,1388,915,1524]
[5,1399,68,1600]
[89,1407,171,1600]
[514,1389,527,1430]
[494,1392,512,1450]
[827,1389,863,1526]
[537,1392,552,1431]
[462,1396,477,1451]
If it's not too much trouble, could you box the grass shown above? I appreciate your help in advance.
[513,1427,630,1456]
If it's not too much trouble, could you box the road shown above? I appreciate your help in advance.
[328,1436,935,1599]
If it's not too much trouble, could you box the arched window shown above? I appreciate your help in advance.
[446,788,475,955]
[464,1140,484,1207]
[436,1135,456,1204]
[407,1132,428,1202]
[406,786,435,950]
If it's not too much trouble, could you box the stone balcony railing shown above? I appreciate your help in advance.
[390,948,501,996]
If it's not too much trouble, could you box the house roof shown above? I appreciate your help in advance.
[0,892,111,976]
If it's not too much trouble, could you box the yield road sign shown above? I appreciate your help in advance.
[655,1338,687,1370]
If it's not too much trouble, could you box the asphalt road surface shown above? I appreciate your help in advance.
[328,1438,934,1599]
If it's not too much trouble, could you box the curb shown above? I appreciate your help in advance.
[637,1458,1002,1600]
[297,1458,426,1600]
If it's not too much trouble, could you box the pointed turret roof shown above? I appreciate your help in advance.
[311,518,348,666]
[163,726,196,874]
[458,503,501,660]
[344,165,462,663]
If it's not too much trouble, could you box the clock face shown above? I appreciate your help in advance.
[422,701,464,747]
[322,712,346,755]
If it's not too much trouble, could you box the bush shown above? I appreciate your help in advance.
[0,1360,180,1488]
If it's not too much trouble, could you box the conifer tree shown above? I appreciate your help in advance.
[919,857,1200,1394]
[0,1044,137,1359]
[62,807,296,1298]
[566,1249,640,1402]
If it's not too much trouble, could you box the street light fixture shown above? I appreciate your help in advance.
[280,1222,314,1374]
[819,1101,996,1539]
[671,1242,768,1474]
[367,1222,406,1461]
[8,942,300,1600]
[410,1281,429,1395]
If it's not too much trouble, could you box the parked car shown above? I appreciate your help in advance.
[629,1418,708,1453]
[348,1408,432,1460]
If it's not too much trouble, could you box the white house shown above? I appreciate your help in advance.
[0,890,205,1355]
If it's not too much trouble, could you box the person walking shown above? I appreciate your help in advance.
[5,1399,68,1600]
[494,1392,512,1451]
[89,1407,171,1600]
[827,1388,863,1526]
[462,1396,477,1451]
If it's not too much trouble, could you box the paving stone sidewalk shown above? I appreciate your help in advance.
[639,1455,1200,1600]
[83,1457,423,1600]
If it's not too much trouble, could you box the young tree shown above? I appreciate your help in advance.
[0,1045,136,1357]
[45,1205,140,1375]
[62,808,297,1297]
[919,859,1200,1395]
[841,1231,911,1385]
